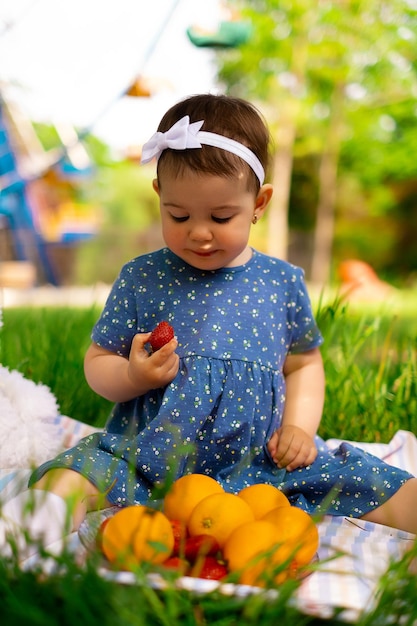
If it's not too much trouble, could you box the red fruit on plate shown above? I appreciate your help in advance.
[184,534,221,561]
[170,519,188,556]
[190,556,228,580]
[162,556,190,575]
[149,321,175,351]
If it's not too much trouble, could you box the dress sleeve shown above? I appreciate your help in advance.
[91,262,138,357]
[286,266,324,354]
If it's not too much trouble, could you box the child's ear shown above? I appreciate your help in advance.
[254,184,273,218]
[152,178,160,195]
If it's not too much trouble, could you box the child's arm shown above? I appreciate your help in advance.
[267,347,325,472]
[84,333,179,403]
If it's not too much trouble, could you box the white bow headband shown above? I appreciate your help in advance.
[141,115,265,185]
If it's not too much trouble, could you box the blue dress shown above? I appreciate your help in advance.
[30,248,412,516]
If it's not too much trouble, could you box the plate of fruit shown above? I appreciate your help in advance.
[78,474,319,592]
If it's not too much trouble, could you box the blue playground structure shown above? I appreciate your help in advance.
[0,95,95,285]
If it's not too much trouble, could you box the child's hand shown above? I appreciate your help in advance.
[267,425,317,472]
[128,332,179,392]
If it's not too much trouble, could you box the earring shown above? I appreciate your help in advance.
[252,214,258,225]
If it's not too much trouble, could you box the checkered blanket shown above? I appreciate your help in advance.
[297,430,417,620]
[1,417,416,621]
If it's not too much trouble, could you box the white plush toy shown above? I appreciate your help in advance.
[0,364,64,468]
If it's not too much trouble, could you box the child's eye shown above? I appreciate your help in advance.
[212,216,232,224]
[171,215,189,223]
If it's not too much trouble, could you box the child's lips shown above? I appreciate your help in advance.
[191,249,217,257]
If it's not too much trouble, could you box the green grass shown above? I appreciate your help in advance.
[2,294,417,440]
[316,294,417,442]
[0,306,112,427]
[0,553,325,626]
[1,297,417,625]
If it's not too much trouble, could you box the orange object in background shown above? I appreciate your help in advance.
[27,170,100,243]
[338,259,396,303]
[338,259,379,284]
[125,76,152,98]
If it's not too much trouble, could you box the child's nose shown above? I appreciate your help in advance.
[189,224,213,241]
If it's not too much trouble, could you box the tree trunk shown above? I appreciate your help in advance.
[267,114,297,260]
[266,31,308,261]
[310,86,344,286]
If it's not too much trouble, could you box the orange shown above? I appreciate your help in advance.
[187,492,254,548]
[223,520,293,587]
[163,474,224,525]
[237,483,290,519]
[262,505,319,567]
[101,505,174,569]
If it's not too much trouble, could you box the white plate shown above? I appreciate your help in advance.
[97,567,279,599]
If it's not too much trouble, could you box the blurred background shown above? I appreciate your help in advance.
[1,0,417,296]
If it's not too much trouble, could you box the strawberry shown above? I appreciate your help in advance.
[170,519,188,556]
[149,321,175,351]
[162,556,190,575]
[184,534,220,561]
[190,555,228,580]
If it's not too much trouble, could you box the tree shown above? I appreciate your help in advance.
[217,0,417,284]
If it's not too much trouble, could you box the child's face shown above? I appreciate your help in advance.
[153,170,270,270]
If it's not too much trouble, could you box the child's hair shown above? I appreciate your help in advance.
[156,93,271,193]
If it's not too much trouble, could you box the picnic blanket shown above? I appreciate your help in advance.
[297,431,417,620]
[0,416,416,622]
